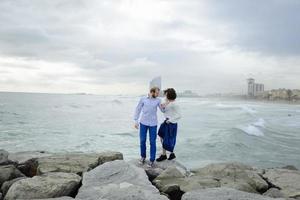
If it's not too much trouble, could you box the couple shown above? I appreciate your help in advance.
[134,87,181,167]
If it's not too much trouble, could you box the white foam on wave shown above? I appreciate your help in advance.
[239,125,264,136]
[253,118,265,128]
[241,105,257,114]
[215,103,257,114]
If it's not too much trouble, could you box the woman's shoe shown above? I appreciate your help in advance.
[156,155,167,162]
[168,153,176,160]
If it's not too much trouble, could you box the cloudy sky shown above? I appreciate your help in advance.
[0,0,299,95]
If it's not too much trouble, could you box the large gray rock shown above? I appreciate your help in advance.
[182,188,286,200]
[76,160,168,200]
[153,162,269,198]
[0,165,25,187]
[32,197,74,200]
[8,151,52,164]
[263,168,300,198]
[1,177,27,196]
[193,162,269,193]
[130,159,189,181]
[8,151,53,177]
[263,188,285,198]
[36,151,123,175]
[0,150,9,165]
[5,172,81,200]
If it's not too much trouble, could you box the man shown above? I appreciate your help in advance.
[134,87,164,167]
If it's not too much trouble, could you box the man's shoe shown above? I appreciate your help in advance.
[168,153,176,160]
[139,157,146,165]
[147,161,155,168]
[156,155,167,162]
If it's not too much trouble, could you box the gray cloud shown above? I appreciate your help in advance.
[0,0,299,94]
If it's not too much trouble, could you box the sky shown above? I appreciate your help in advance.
[0,0,299,95]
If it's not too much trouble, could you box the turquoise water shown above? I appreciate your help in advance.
[0,92,299,169]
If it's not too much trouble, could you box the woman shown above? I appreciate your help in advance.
[156,88,181,161]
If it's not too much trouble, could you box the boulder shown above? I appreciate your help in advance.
[193,162,269,193]
[263,188,285,198]
[76,160,168,200]
[130,159,189,181]
[153,162,269,198]
[1,177,27,196]
[263,168,300,198]
[4,172,81,200]
[36,151,123,175]
[0,165,25,187]
[182,188,286,200]
[8,151,52,164]
[33,197,74,200]
[0,192,2,200]
[8,151,53,177]
[0,150,9,165]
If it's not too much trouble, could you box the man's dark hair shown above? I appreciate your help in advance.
[164,88,177,100]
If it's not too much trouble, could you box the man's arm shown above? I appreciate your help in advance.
[134,97,144,128]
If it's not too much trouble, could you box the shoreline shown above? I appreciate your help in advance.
[1,149,299,200]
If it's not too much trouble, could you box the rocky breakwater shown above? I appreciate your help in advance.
[1,148,300,200]
[0,149,123,200]
[150,161,300,200]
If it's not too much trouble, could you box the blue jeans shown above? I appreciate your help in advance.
[139,123,157,162]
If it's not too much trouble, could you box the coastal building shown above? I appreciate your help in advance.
[247,78,264,97]
[259,89,300,101]
[178,90,199,97]
[149,76,161,90]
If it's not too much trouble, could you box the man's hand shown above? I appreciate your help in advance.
[134,123,139,129]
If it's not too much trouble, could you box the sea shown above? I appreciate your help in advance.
[0,92,299,169]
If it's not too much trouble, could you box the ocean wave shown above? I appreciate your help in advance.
[215,103,257,114]
[253,118,265,128]
[238,125,264,136]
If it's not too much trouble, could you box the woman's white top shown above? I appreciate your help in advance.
[163,101,181,123]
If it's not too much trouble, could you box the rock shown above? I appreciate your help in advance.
[182,188,286,200]
[36,151,123,175]
[0,165,25,187]
[1,177,27,196]
[8,151,53,177]
[153,162,269,198]
[130,159,189,181]
[0,192,2,200]
[193,162,269,193]
[8,151,52,164]
[76,160,168,200]
[263,168,300,198]
[263,188,285,198]
[282,165,298,171]
[0,150,9,165]
[5,172,81,200]
[32,197,74,200]
[152,166,190,200]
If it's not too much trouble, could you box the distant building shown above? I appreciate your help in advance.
[247,78,264,97]
[149,76,162,90]
[178,90,199,97]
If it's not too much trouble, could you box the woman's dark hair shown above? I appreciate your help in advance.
[164,88,177,100]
